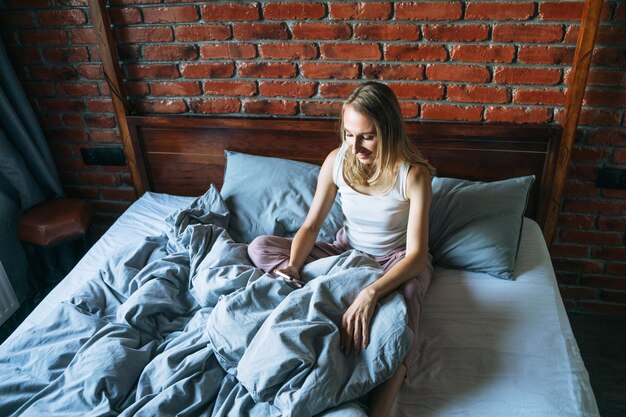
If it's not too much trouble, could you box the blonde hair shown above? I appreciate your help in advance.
[339,81,436,187]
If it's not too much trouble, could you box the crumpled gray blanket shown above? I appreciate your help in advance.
[0,186,411,417]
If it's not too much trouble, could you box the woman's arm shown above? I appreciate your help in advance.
[277,149,340,278]
[341,165,432,355]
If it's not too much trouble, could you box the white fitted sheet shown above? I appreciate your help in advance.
[8,192,599,416]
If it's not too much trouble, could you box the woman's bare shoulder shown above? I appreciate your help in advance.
[406,164,432,193]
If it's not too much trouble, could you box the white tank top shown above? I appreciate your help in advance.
[333,143,411,256]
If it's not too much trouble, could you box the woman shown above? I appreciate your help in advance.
[248,81,435,416]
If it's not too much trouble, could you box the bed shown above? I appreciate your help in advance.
[0,116,599,416]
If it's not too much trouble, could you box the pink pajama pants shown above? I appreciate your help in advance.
[247,228,433,369]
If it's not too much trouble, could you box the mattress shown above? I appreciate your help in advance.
[6,191,599,416]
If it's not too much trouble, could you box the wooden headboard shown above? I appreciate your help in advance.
[127,115,561,230]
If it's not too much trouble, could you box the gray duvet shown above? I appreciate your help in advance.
[0,187,410,417]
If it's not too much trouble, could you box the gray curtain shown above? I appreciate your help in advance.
[0,38,63,211]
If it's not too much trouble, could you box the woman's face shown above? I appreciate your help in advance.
[343,105,378,165]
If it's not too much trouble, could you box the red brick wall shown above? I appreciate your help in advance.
[1,1,624,315]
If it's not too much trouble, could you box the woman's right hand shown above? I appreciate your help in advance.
[274,264,301,280]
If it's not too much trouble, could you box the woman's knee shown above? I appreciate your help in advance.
[247,235,273,262]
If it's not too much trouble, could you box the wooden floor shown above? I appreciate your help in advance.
[1,294,624,416]
[567,312,626,417]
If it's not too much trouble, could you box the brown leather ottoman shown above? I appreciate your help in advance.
[18,198,93,289]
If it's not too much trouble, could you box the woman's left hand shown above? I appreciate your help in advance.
[341,288,378,355]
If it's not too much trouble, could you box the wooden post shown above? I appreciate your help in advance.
[543,0,603,247]
[87,0,147,197]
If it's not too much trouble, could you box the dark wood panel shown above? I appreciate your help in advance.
[128,115,561,229]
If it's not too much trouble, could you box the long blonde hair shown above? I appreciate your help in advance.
[339,82,436,187]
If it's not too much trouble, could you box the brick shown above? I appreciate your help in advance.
[299,101,343,117]
[143,45,198,61]
[538,2,584,21]
[551,243,590,258]
[30,66,76,81]
[200,43,257,59]
[447,85,509,103]
[319,82,360,98]
[384,45,447,61]
[89,130,120,143]
[485,106,551,123]
[86,99,114,113]
[598,216,626,232]
[263,2,326,20]
[115,27,173,43]
[465,2,534,20]
[615,149,626,164]
[602,188,626,199]
[6,47,42,64]
[396,2,462,20]
[7,0,49,7]
[555,272,579,286]
[204,81,257,97]
[389,83,444,100]
[558,212,597,230]
[39,98,85,112]
[125,64,179,79]
[175,25,230,41]
[592,246,626,260]
[423,24,489,41]
[259,81,317,98]
[0,11,36,27]
[37,9,86,26]
[238,62,296,78]
[354,23,419,41]
[559,285,597,300]
[518,46,575,65]
[513,88,566,105]
[291,23,351,40]
[562,230,622,246]
[21,29,67,45]
[181,63,235,79]
[599,289,626,304]
[109,7,142,25]
[592,47,626,67]
[259,43,318,60]
[616,3,626,20]
[151,81,201,96]
[426,64,490,83]
[243,99,297,115]
[493,24,563,43]
[320,43,381,60]
[189,98,240,114]
[577,300,626,315]
[563,25,579,44]
[55,82,99,97]
[400,102,420,118]
[553,258,604,273]
[577,109,622,126]
[583,89,626,107]
[201,4,260,21]
[68,28,96,44]
[234,23,289,40]
[450,45,515,63]
[300,62,359,79]
[132,99,187,114]
[84,114,116,129]
[143,6,198,23]
[596,26,626,46]
[421,103,483,121]
[363,64,424,80]
[329,3,391,20]
[100,187,137,202]
[580,275,626,290]
[562,198,626,215]
[43,46,89,63]
[585,69,626,87]
[494,67,561,85]
[607,263,626,277]
[23,82,54,97]
[45,127,88,142]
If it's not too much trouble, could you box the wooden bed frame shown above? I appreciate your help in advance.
[87,0,604,245]
[127,115,561,230]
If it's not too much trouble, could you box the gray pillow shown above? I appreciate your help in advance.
[220,151,344,244]
[429,175,535,280]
